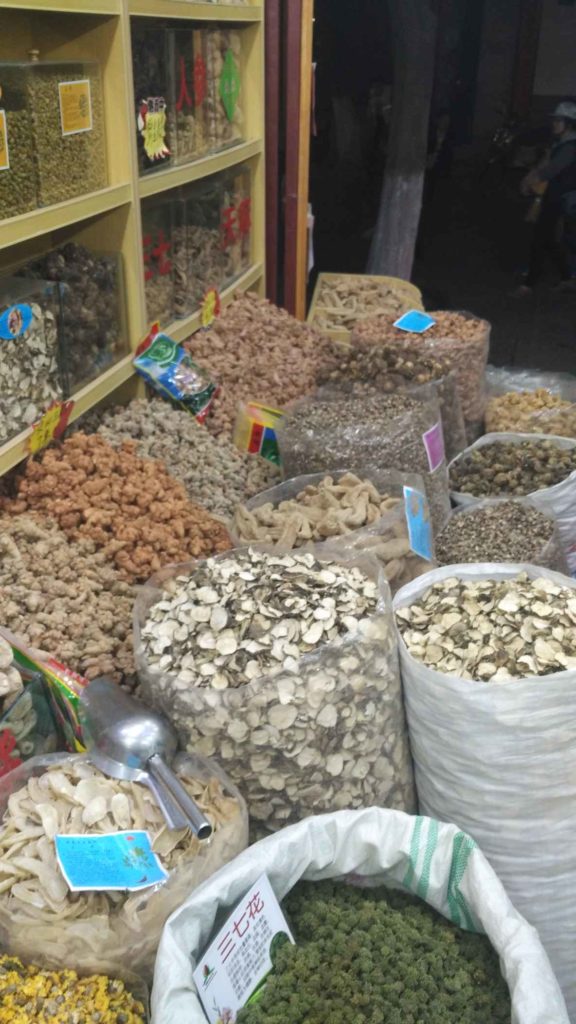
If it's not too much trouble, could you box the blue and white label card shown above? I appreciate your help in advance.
[393,310,436,334]
[403,485,433,561]
[55,830,168,892]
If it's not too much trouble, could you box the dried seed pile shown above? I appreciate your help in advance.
[183,293,337,437]
[0,298,61,446]
[450,439,576,497]
[436,502,565,570]
[137,548,415,832]
[233,472,431,591]
[279,388,450,532]
[317,339,466,460]
[0,516,135,684]
[2,434,232,582]
[486,388,576,438]
[88,398,279,518]
[309,275,421,333]
[396,573,576,680]
[0,955,146,1024]
[0,758,245,975]
[352,310,490,423]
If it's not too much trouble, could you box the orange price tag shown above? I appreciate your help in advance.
[27,400,75,455]
[201,288,221,330]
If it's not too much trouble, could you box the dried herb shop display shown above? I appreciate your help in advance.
[136,547,415,833]
[0,278,62,446]
[237,880,512,1024]
[450,437,576,497]
[0,754,247,976]
[20,243,126,393]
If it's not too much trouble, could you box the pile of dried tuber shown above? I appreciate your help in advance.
[84,398,279,518]
[2,434,232,583]
[0,516,135,683]
[183,293,337,437]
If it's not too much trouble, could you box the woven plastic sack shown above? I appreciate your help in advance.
[151,807,568,1024]
[134,546,416,837]
[0,751,247,979]
[436,498,569,574]
[278,385,450,534]
[449,432,576,574]
[230,468,434,593]
[485,366,576,438]
[393,562,576,1019]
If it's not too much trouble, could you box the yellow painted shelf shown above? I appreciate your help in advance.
[167,261,263,341]
[139,139,263,198]
[129,1,262,22]
[0,0,119,11]
[0,185,133,251]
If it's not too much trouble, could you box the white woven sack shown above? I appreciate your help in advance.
[151,807,567,1024]
[448,432,576,574]
[394,563,576,1020]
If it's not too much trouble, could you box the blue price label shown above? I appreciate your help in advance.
[403,485,433,561]
[55,830,168,892]
[0,303,33,340]
[393,310,436,334]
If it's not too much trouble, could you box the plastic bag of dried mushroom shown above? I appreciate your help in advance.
[393,563,576,1019]
[0,752,247,979]
[449,433,576,575]
[277,385,451,534]
[135,546,415,837]
[351,309,490,434]
[436,500,568,574]
[231,469,434,592]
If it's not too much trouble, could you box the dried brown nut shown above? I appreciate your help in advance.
[450,439,576,497]
[1,433,232,583]
[436,501,566,572]
[137,548,415,833]
[396,572,576,681]
[183,292,339,438]
[486,389,576,438]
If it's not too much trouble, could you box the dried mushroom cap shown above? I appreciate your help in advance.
[396,572,576,681]
[450,439,576,496]
[141,547,380,690]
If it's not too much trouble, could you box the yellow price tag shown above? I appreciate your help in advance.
[201,287,221,329]
[0,111,10,172]
[59,80,92,136]
[27,401,74,455]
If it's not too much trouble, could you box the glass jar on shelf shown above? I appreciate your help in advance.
[0,66,38,220]
[220,163,252,287]
[132,20,173,176]
[142,194,175,328]
[167,27,212,165]
[204,26,244,154]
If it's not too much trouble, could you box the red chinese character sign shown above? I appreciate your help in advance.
[193,874,294,1024]
[0,729,22,777]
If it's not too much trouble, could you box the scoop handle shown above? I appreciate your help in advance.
[145,775,189,831]
[148,754,213,840]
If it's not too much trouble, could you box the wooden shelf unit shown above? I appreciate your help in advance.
[0,0,265,476]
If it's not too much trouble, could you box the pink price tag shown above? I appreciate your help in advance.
[422,422,445,472]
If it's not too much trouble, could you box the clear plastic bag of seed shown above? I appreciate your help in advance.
[0,750,247,979]
[134,544,416,839]
[230,467,434,593]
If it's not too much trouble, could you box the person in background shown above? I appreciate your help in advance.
[514,100,576,295]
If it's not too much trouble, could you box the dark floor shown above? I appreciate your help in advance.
[310,155,576,373]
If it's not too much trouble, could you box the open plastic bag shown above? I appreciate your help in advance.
[152,807,568,1024]
[0,751,247,979]
[134,546,415,837]
[449,432,576,574]
[485,366,576,437]
[486,365,576,400]
[230,468,434,593]
[278,384,450,534]
[393,563,576,1019]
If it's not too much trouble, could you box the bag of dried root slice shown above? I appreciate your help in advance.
[448,432,576,575]
[0,751,247,979]
[436,499,569,574]
[230,469,434,593]
[134,545,416,839]
[277,384,451,534]
[393,563,576,1018]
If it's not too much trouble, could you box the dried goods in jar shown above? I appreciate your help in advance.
[0,755,246,976]
[205,28,243,151]
[0,69,38,219]
[436,501,567,572]
[1,434,232,583]
[449,438,576,497]
[136,547,415,834]
[396,572,576,680]
[0,515,135,684]
[352,309,490,424]
[486,388,576,438]
[183,293,338,437]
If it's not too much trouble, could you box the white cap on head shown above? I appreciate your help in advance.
[551,101,576,121]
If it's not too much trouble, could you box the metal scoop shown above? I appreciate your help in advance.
[79,677,212,839]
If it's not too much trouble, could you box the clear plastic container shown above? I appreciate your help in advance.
[20,243,127,394]
[220,163,252,283]
[204,25,244,153]
[132,20,173,175]
[142,195,175,327]
[0,277,63,445]
[167,27,211,164]
[0,66,38,219]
